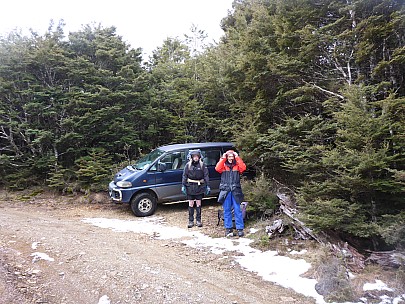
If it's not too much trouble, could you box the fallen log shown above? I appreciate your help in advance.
[277,193,323,243]
[330,242,366,272]
[265,219,285,238]
[272,180,403,271]
[276,190,366,271]
[366,250,405,269]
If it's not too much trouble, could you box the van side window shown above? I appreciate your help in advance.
[159,151,187,170]
[201,149,221,166]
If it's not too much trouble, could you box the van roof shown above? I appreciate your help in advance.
[158,142,234,152]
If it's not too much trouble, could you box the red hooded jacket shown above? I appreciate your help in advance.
[215,152,246,203]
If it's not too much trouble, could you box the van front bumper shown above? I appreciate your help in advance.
[108,181,133,203]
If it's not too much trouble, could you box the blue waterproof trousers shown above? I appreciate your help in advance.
[223,192,244,230]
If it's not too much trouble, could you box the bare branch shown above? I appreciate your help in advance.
[304,81,345,100]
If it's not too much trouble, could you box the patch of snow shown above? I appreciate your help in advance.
[182,232,258,255]
[249,227,260,233]
[393,294,405,304]
[31,242,39,249]
[98,295,111,304]
[380,295,394,304]
[82,217,190,239]
[30,252,54,263]
[235,250,323,301]
[348,271,356,279]
[363,279,394,292]
[81,216,398,304]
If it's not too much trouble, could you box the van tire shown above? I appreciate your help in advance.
[130,192,157,217]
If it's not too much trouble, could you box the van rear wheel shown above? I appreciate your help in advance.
[130,192,157,217]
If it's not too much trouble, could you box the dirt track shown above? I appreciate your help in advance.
[0,192,314,304]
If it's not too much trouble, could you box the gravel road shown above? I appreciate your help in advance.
[0,191,315,304]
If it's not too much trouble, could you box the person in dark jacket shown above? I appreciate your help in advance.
[182,149,210,228]
[215,150,247,237]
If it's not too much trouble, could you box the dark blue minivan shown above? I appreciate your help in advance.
[108,142,235,216]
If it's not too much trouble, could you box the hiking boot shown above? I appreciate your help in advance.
[237,229,244,237]
[225,228,233,237]
[196,206,202,227]
[188,206,194,228]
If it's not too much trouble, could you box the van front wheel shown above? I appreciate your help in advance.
[130,192,157,217]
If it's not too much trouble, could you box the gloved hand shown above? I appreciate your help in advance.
[233,151,238,157]
[205,186,211,195]
[222,153,227,159]
[181,185,187,195]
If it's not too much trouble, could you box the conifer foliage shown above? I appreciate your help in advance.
[217,0,404,249]
[0,0,403,250]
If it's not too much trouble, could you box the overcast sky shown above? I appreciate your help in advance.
[0,0,234,58]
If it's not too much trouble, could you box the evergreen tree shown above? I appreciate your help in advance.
[61,24,147,162]
[75,148,112,191]
[298,86,404,249]
[0,24,68,186]
[217,0,404,248]
[147,36,222,144]
[0,23,149,187]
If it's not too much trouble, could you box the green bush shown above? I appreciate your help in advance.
[242,174,279,218]
[47,164,78,193]
[75,150,112,192]
[378,212,405,250]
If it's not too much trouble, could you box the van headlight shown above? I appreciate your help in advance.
[116,181,132,188]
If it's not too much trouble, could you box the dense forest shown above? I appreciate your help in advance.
[1,0,404,252]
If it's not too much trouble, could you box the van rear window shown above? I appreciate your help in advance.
[201,149,222,166]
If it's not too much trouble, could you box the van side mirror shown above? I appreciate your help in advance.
[157,162,167,172]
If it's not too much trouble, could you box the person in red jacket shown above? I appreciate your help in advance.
[215,150,247,237]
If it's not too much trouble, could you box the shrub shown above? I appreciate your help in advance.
[378,212,405,250]
[75,148,112,192]
[242,174,279,218]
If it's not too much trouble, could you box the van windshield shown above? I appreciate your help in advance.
[132,149,164,170]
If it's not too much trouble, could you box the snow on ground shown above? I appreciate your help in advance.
[363,280,394,292]
[98,295,111,304]
[82,216,403,304]
[30,252,54,263]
